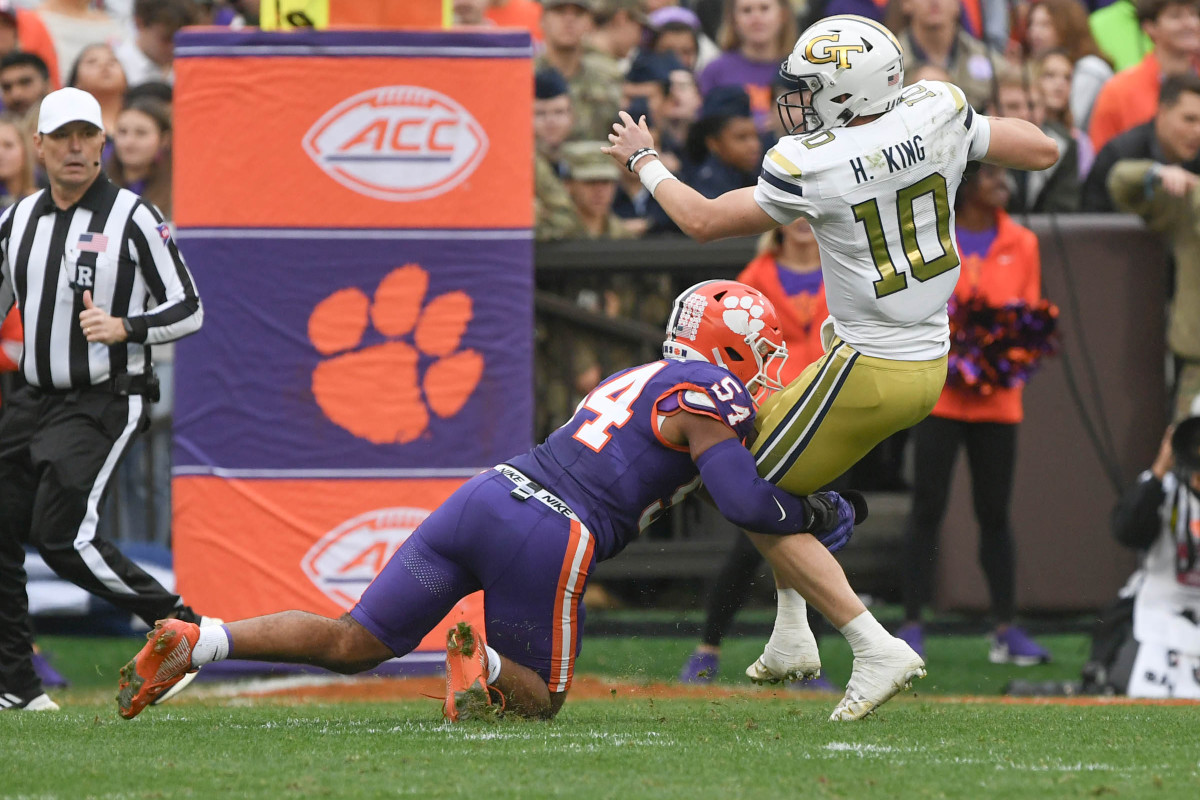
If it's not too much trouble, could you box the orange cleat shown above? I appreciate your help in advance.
[116,619,200,720]
[443,621,496,722]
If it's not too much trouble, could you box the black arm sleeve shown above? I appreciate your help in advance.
[1111,474,1165,550]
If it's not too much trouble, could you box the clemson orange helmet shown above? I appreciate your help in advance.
[663,280,789,404]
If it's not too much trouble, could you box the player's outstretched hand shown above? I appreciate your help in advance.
[806,490,868,553]
[601,111,655,171]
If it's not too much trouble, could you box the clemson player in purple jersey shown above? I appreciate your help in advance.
[116,280,867,722]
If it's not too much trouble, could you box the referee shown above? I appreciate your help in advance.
[0,88,208,711]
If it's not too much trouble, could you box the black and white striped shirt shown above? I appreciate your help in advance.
[0,175,202,390]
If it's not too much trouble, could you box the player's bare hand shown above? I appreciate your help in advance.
[600,111,655,172]
[78,290,128,345]
[1157,165,1199,197]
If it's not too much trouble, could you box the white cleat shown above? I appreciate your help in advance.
[745,642,822,685]
[829,637,926,721]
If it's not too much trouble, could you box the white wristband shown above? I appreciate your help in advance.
[638,159,677,197]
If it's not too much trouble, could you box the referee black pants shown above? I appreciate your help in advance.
[0,385,190,696]
[901,415,1018,624]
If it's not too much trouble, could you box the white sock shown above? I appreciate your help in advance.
[838,611,893,659]
[484,645,502,684]
[191,624,232,667]
[763,588,817,662]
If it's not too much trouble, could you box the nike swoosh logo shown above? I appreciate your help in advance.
[773,496,786,521]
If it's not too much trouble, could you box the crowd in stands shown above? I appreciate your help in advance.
[481,0,1200,238]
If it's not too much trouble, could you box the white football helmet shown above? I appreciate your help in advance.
[777,15,905,134]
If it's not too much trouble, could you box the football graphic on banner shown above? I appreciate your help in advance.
[303,86,489,201]
[301,507,431,609]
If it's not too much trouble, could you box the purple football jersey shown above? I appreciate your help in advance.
[507,359,755,561]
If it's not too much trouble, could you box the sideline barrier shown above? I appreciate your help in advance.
[171,30,532,658]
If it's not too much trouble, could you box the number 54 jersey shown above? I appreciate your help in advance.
[506,359,756,562]
[754,81,991,361]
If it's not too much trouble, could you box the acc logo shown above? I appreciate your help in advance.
[302,86,489,202]
[804,33,864,69]
[301,507,432,609]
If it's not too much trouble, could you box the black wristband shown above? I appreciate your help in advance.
[625,147,655,172]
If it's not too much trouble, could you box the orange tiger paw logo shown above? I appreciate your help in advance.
[307,264,483,444]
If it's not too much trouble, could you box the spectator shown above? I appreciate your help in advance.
[659,64,702,162]
[34,0,124,87]
[0,110,35,205]
[114,0,197,87]
[561,140,634,238]
[533,68,585,242]
[106,97,172,219]
[1083,72,1200,211]
[1025,0,1114,132]
[591,0,647,67]
[68,43,126,134]
[897,163,1052,666]
[697,0,797,133]
[124,79,172,109]
[647,6,705,70]
[686,85,760,197]
[905,62,953,85]
[1089,0,1200,153]
[486,0,544,41]
[0,1,60,88]
[536,0,624,142]
[1090,0,1153,72]
[1000,66,1080,212]
[894,0,1002,111]
[453,0,493,26]
[0,51,50,118]
[1108,156,1200,420]
[1099,408,1200,698]
[1035,49,1095,178]
[622,49,679,132]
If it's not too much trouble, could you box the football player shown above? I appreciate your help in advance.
[603,14,1061,720]
[116,281,868,722]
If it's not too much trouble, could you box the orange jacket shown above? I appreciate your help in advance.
[933,210,1041,425]
[17,10,60,90]
[737,253,830,384]
[1088,52,1165,153]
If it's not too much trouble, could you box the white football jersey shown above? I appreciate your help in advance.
[754,80,991,360]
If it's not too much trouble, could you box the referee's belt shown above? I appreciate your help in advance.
[494,464,583,524]
[32,372,159,399]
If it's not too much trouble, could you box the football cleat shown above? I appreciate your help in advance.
[679,650,720,684]
[745,628,822,685]
[829,637,925,721]
[0,691,59,711]
[151,616,224,707]
[989,626,1051,666]
[443,622,497,722]
[116,619,200,720]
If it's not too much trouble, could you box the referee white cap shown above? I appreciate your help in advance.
[37,87,104,135]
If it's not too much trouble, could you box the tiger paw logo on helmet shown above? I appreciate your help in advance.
[307,264,483,444]
[721,293,767,337]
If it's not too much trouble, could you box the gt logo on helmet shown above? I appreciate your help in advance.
[803,34,864,69]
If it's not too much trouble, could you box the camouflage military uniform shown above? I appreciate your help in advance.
[535,154,585,241]
[536,51,624,142]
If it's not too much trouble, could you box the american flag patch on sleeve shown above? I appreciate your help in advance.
[76,232,109,253]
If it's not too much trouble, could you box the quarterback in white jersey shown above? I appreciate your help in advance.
[604,14,1059,722]
[756,79,988,360]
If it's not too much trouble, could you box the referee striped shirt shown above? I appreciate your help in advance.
[0,174,202,390]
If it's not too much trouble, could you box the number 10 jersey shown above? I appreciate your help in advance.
[754,80,992,361]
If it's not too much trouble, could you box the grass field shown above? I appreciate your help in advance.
[3,632,1199,799]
